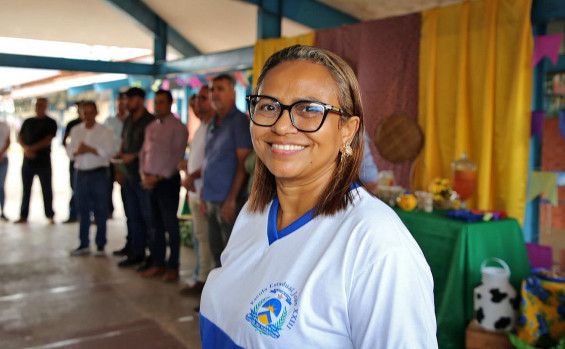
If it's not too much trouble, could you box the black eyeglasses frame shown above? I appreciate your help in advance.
[245,94,351,133]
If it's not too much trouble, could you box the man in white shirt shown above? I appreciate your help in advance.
[0,120,10,221]
[180,86,216,296]
[66,101,113,256]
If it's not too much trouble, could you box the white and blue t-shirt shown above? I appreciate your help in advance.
[200,187,437,348]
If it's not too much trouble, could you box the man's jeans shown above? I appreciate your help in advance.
[123,176,152,258]
[149,173,181,270]
[20,162,54,219]
[205,198,246,267]
[75,168,109,247]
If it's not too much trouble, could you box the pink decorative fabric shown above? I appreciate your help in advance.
[315,13,421,188]
[532,34,563,67]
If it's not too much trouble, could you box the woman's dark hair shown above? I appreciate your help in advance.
[248,45,365,216]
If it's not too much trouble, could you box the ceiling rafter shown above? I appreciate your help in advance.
[237,0,359,30]
[0,53,156,76]
[102,0,201,58]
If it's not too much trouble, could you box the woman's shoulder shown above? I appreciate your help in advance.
[230,201,270,238]
[342,187,422,255]
[347,187,402,227]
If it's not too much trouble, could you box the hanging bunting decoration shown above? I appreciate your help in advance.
[234,71,248,89]
[175,77,189,87]
[527,171,558,206]
[198,76,209,85]
[161,79,170,90]
[532,34,563,67]
[189,77,202,89]
[244,70,253,86]
[151,79,162,92]
[531,110,545,140]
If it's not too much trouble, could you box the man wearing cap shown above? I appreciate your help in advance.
[115,87,155,268]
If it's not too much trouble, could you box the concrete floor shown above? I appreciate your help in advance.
[0,146,202,349]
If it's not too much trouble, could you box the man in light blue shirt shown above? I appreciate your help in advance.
[202,74,252,267]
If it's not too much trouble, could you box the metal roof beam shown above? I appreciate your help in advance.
[257,0,282,39]
[238,0,358,30]
[102,0,201,58]
[0,53,156,75]
[532,0,565,23]
[0,46,254,77]
[161,46,254,76]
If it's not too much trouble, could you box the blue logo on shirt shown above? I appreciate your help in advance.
[246,281,298,339]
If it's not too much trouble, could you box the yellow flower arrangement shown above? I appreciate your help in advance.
[428,178,461,209]
[429,178,452,201]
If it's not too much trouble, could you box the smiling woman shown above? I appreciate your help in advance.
[199,45,438,348]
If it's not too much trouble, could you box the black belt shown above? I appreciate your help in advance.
[77,167,107,174]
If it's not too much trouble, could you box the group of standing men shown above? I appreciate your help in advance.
[67,87,190,283]
[104,74,252,288]
[5,73,252,291]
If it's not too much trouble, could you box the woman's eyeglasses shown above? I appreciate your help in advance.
[246,95,350,133]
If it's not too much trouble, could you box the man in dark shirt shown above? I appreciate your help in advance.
[15,97,58,224]
[62,101,83,224]
[115,87,155,268]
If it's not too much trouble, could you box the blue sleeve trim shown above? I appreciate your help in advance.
[200,314,244,349]
[267,196,315,245]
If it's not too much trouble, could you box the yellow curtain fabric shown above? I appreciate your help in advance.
[252,32,316,89]
[416,0,532,223]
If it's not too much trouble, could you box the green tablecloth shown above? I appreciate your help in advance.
[393,208,531,349]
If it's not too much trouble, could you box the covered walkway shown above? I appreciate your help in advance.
[0,146,202,348]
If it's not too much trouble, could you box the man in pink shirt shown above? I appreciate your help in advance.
[139,90,188,282]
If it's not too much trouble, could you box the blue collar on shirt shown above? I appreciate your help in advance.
[266,182,360,245]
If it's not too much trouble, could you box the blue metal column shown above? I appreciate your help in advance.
[154,17,168,64]
[524,23,548,242]
[257,0,282,39]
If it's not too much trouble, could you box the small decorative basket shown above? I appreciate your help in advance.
[433,199,453,210]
